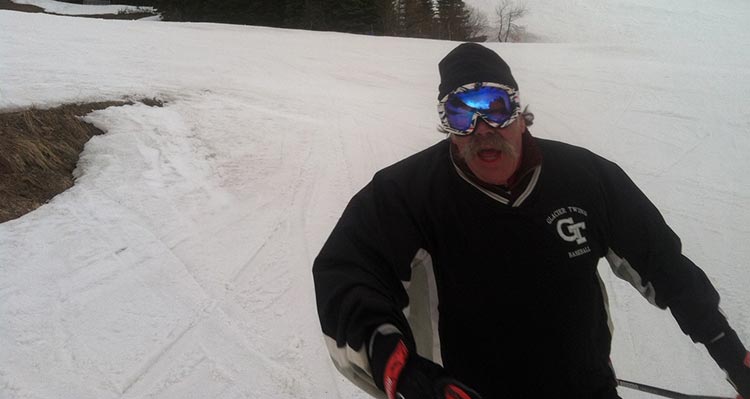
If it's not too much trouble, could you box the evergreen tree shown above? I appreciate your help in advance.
[435,0,472,40]
[378,0,399,36]
[324,0,381,34]
[283,0,308,28]
[402,0,435,37]
[153,0,481,41]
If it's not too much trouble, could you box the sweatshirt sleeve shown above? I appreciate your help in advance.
[312,172,426,395]
[595,156,731,344]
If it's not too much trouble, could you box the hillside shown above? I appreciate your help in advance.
[1,3,749,398]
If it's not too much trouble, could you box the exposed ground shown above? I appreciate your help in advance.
[0,4,158,221]
[0,0,41,12]
[0,0,157,19]
[0,99,163,223]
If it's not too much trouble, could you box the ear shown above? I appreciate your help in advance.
[517,113,526,131]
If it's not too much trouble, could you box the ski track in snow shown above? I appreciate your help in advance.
[1,3,750,398]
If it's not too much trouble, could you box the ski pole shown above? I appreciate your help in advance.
[617,378,737,399]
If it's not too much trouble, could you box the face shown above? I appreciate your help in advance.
[450,116,525,186]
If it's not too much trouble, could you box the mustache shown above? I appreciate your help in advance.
[458,132,519,161]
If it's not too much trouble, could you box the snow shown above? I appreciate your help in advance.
[1,2,749,398]
[10,0,153,15]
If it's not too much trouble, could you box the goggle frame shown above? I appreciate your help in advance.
[437,82,521,136]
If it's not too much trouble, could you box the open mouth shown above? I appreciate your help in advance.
[477,148,503,162]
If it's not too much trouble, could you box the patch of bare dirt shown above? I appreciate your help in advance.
[0,0,157,20]
[0,0,44,12]
[0,99,164,223]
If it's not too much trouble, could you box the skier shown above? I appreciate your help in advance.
[312,43,750,399]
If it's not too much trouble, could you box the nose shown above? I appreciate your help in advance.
[473,117,498,136]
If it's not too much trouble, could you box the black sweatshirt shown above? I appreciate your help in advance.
[312,135,729,398]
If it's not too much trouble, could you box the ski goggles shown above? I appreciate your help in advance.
[437,82,521,136]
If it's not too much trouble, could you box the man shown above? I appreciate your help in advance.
[312,43,750,399]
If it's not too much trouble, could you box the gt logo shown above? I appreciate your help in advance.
[556,217,587,245]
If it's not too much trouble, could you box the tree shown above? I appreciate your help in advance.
[153,0,482,40]
[378,0,398,35]
[464,5,489,42]
[329,0,381,34]
[283,0,383,34]
[396,0,435,38]
[495,0,527,42]
[435,0,472,41]
[284,0,326,30]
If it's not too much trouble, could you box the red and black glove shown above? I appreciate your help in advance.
[369,331,482,399]
[706,329,750,399]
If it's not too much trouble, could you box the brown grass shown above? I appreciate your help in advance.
[0,0,157,20]
[0,0,44,13]
[0,99,163,223]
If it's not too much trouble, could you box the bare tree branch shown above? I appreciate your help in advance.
[465,5,489,41]
[495,0,527,42]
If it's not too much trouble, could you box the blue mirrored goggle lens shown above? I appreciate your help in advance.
[444,86,515,132]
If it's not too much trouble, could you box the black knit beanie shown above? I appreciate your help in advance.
[438,43,518,100]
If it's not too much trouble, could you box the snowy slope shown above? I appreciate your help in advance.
[1,3,749,398]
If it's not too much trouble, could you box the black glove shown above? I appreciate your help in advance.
[706,329,750,399]
[369,331,482,399]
